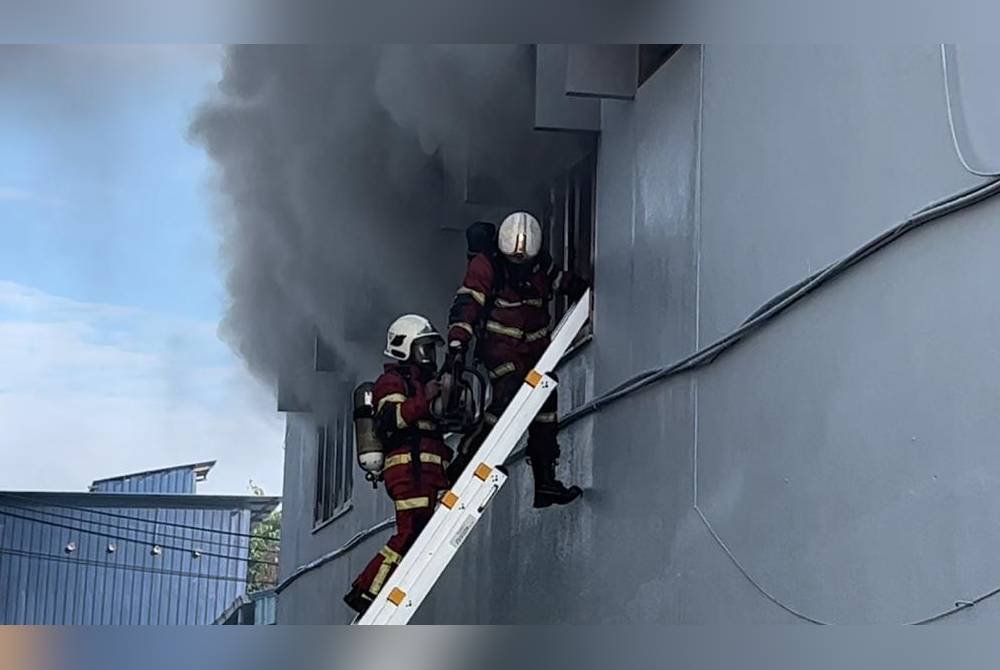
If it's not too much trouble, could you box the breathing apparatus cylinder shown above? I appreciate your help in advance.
[353,382,384,486]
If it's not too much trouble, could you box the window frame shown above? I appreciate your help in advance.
[546,151,596,351]
[312,403,354,532]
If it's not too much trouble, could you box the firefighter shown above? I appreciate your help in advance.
[343,314,452,616]
[445,211,587,508]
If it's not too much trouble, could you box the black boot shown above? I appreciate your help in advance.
[530,458,582,508]
[343,586,373,615]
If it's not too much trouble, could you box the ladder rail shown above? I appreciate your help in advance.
[355,290,591,625]
[358,376,556,624]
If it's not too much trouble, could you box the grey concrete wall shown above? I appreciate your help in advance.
[694,45,1000,624]
[277,44,1000,624]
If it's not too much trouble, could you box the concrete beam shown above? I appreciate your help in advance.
[277,375,309,413]
[534,44,601,132]
[565,44,637,100]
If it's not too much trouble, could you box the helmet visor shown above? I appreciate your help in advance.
[411,336,441,368]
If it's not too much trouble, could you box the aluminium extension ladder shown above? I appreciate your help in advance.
[355,289,591,625]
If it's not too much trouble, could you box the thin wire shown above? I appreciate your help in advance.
[0,546,270,586]
[940,43,1000,178]
[692,506,829,624]
[0,492,279,541]
[0,508,277,567]
[0,501,276,551]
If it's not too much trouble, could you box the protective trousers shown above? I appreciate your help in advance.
[350,471,444,603]
[454,351,559,474]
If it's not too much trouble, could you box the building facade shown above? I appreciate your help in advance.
[276,44,1000,623]
[0,462,279,625]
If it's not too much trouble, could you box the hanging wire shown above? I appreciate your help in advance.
[0,508,277,567]
[0,501,274,551]
[940,44,1000,178]
[0,493,279,541]
[0,546,272,586]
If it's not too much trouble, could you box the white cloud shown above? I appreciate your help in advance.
[0,281,284,495]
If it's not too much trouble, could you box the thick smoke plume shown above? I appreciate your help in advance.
[191,46,592,408]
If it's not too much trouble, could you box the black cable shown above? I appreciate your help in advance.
[0,546,272,586]
[0,492,280,541]
[286,177,1000,625]
[0,501,276,551]
[0,508,277,567]
[274,517,394,594]
[559,176,1000,430]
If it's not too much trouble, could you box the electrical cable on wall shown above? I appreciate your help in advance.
[277,49,1000,622]
[277,175,1000,605]
[559,175,1000,430]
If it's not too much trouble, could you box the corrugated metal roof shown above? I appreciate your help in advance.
[89,461,216,493]
[0,475,280,624]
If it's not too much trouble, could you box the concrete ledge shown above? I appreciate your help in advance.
[534,45,601,132]
[566,45,637,100]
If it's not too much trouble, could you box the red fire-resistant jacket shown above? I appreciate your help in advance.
[447,252,588,362]
[373,362,452,492]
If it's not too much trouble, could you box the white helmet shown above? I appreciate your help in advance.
[498,211,542,264]
[384,314,443,366]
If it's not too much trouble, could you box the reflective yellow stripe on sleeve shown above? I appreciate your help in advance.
[524,327,549,342]
[457,286,486,306]
[488,362,517,379]
[376,393,407,412]
[452,322,474,335]
[485,321,524,339]
[395,404,408,429]
[494,297,544,309]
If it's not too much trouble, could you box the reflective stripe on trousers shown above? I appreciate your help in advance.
[383,452,447,469]
[394,496,431,511]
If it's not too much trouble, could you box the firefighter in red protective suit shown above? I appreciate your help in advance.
[343,314,452,616]
[445,211,588,508]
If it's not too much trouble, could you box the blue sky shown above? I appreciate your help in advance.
[0,46,284,495]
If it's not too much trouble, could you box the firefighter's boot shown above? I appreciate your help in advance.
[343,586,373,616]
[530,458,582,508]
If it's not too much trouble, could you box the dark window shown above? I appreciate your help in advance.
[313,408,353,527]
[545,151,596,344]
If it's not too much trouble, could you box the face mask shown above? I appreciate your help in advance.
[411,338,439,370]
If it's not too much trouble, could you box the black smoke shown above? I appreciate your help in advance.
[190,45,592,406]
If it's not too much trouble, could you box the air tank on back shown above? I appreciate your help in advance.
[353,382,384,487]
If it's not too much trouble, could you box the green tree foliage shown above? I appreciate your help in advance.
[247,480,281,594]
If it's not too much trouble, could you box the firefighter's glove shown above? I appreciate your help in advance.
[446,340,466,368]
